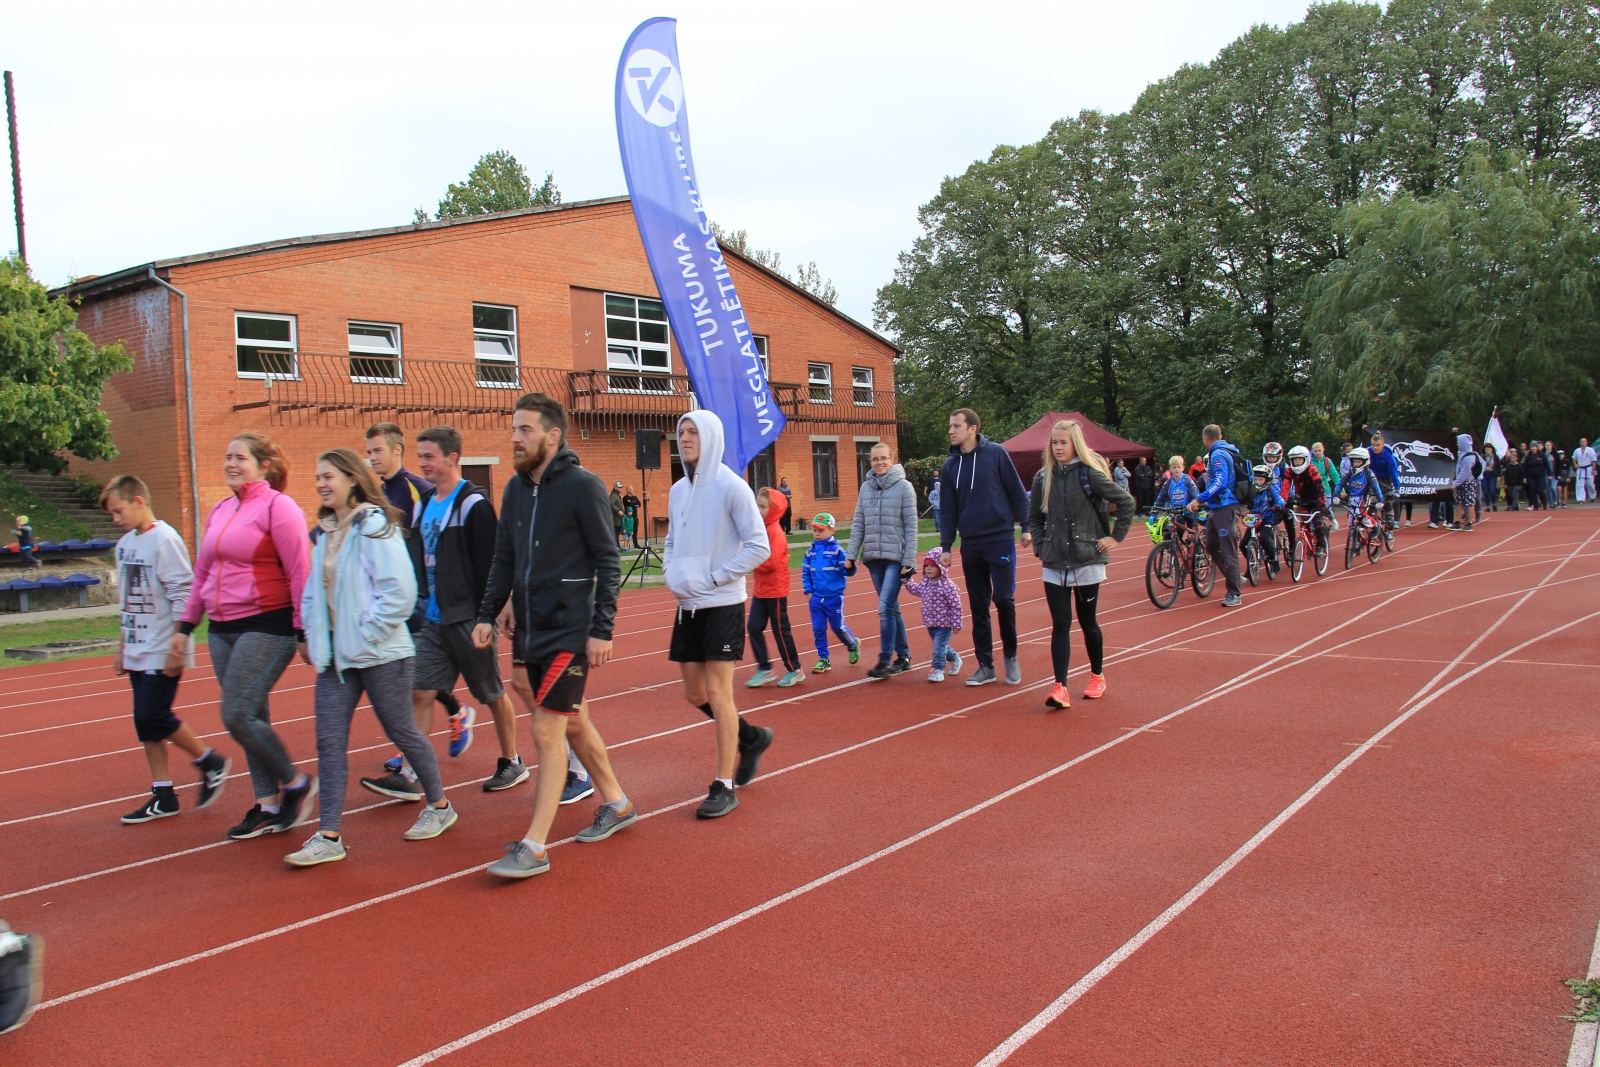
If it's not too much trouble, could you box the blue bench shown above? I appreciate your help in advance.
[0,538,115,565]
[0,573,101,611]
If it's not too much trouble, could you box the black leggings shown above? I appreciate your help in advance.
[1045,581,1103,682]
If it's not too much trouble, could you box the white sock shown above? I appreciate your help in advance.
[608,794,629,812]
[401,765,419,782]
[717,778,734,791]
[522,837,546,855]
[567,749,589,781]
[152,780,172,789]
[261,803,280,814]
[192,748,213,764]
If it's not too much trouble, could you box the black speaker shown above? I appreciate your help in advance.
[635,429,663,470]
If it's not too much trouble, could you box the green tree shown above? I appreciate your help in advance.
[413,150,560,223]
[0,257,132,473]
[1379,0,1486,197]
[710,223,838,305]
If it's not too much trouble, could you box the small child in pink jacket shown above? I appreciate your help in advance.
[904,547,963,682]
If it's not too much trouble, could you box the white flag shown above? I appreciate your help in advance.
[1485,414,1509,458]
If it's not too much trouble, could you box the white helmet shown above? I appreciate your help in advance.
[1263,441,1283,462]
[1287,445,1311,472]
[1348,447,1370,469]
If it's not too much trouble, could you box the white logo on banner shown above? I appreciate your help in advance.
[624,49,682,127]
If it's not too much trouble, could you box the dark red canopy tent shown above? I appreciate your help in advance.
[1000,412,1157,486]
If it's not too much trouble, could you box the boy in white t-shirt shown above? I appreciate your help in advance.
[100,476,231,824]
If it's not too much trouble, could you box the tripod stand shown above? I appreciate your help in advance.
[623,467,664,588]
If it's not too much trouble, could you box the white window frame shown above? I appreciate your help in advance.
[235,312,298,380]
[808,361,833,404]
[473,303,518,389]
[348,321,402,384]
[604,292,673,393]
[852,366,874,406]
[753,335,770,381]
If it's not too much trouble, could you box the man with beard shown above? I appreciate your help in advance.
[476,393,631,879]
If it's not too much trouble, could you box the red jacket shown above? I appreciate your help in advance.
[752,491,791,599]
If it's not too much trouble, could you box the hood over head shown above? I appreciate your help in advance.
[678,409,727,482]
[922,546,949,577]
[1457,433,1474,454]
[871,463,906,489]
[762,486,789,522]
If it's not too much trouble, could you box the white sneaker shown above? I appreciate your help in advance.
[928,670,945,683]
[947,651,963,676]
[286,833,346,867]
[403,801,459,841]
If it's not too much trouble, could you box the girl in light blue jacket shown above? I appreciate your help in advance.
[287,449,457,867]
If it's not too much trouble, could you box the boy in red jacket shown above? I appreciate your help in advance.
[746,488,803,688]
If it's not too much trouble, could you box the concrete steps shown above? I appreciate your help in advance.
[0,467,124,540]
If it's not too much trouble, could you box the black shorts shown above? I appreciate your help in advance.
[668,603,745,663]
[516,651,589,715]
[129,670,182,742]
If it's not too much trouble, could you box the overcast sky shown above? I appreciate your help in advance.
[7,0,1315,326]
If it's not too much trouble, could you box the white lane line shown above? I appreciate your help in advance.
[973,529,1598,1066]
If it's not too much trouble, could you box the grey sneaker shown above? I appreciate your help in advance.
[403,801,458,841]
[696,781,740,819]
[1222,593,1243,608]
[482,757,530,792]
[285,833,346,867]
[487,840,549,879]
[576,801,638,843]
[965,664,997,686]
[1004,656,1021,685]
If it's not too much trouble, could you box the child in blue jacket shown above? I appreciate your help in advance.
[801,513,859,673]
[1246,464,1289,574]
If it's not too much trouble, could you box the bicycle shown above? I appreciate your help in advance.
[1240,513,1274,586]
[1343,498,1385,569]
[1145,507,1215,608]
[1285,508,1331,581]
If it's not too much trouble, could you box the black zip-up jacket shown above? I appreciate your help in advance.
[477,444,621,661]
[406,480,498,627]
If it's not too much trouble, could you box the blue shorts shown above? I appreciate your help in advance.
[129,670,182,742]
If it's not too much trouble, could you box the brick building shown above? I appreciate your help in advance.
[52,196,899,547]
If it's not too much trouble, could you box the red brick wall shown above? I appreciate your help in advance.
[71,201,897,546]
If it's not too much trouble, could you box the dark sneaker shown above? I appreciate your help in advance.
[696,781,739,819]
[227,804,282,840]
[866,662,894,680]
[487,840,549,879]
[891,658,913,674]
[275,777,318,833]
[483,757,530,792]
[847,640,861,665]
[0,922,43,1036]
[360,771,423,801]
[560,771,595,806]
[121,787,179,824]
[193,751,231,809]
[576,801,637,843]
[1222,593,1243,608]
[965,664,997,686]
[735,726,774,786]
[1004,656,1022,685]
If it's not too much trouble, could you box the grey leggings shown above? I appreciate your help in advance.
[314,657,443,833]
[209,630,298,801]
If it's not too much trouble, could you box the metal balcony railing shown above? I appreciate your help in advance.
[232,354,896,433]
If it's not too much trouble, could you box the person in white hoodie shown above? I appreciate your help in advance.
[664,410,773,819]
[288,448,457,867]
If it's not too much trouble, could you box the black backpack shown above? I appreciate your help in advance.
[1076,466,1112,536]
[1218,445,1255,507]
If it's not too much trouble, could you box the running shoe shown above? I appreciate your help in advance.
[928,669,945,682]
[1222,593,1243,608]
[1004,656,1022,685]
[285,833,346,867]
[812,658,833,674]
[360,771,424,801]
[1045,683,1071,709]
[275,777,318,833]
[383,754,404,774]
[1427,521,1439,529]
[966,664,997,686]
[560,771,595,806]
[121,787,179,824]
[746,669,776,688]
[483,756,530,792]
[947,651,963,676]
[193,751,231,809]
[865,662,894,680]
[227,804,282,840]
[1084,673,1108,700]
[891,657,913,674]
[696,781,740,819]
[0,922,43,1036]
[487,841,549,879]
[735,726,774,786]
[448,705,477,758]
[777,670,804,687]
[847,639,861,665]
[576,801,637,843]
[403,801,459,841]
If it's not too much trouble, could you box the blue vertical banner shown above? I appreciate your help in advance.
[614,17,784,474]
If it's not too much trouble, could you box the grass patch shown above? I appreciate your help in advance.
[0,471,91,543]
[1564,978,1600,1022]
[0,615,209,668]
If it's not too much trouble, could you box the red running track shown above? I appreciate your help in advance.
[2,512,1597,1066]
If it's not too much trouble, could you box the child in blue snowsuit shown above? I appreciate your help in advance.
[1247,464,1289,573]
[801,513,859,673]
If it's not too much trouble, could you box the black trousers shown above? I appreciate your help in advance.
[747,596,801,673]
[1045,581,1103,682]
[961,541,1018,668]
[1203,504,1242,598]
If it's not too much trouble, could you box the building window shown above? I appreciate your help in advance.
[856,440,876,486]
[808,362,832,403]
[852,366,874,406]
[235,312,297,378]
[746,442,775,493]
[605,293,671,392]
[753,335,769,381]
[473,303,518,388]
[812,440,839,499]
[348,322,401,382]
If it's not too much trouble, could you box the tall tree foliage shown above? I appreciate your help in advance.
[414,150,560,223]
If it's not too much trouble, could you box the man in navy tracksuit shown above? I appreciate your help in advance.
[938,408,1030,686]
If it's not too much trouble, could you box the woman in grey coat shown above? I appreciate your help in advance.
[847,442,920,679]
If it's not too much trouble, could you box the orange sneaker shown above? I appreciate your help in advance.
[1084,673,1107,699]
[1045,683,1070,709]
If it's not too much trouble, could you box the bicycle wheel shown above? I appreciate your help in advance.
[1145,542,1181,609]
[1345,526,1359,570]
[1367,525,1384,562]
[1243,538,1260,586]
[1290,533,1305,583]
[1313,532,1329,575]
[1191,543,1215,597]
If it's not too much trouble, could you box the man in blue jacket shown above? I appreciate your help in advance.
[1187,423,1244,607]
[938,408,1031,686]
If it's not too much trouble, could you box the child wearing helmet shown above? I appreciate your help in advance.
[1341,448,1385,514]
[1286,445,1332,553]
[1247,463,1289,574]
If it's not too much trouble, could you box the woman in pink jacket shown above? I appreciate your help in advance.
[177,432,315,841]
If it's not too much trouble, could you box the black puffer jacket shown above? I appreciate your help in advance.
[477,444,620,661]
[1027,459,1136,570]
